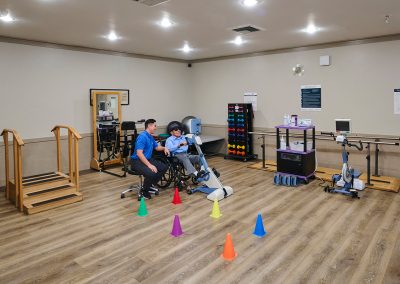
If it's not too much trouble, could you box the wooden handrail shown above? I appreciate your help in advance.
[1,129,24,210]
[1,129,24,146]
[51,125,82,140]
[51,125,81,191]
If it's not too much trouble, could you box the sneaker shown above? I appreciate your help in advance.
[142,191,152,200]
[149,186,159,192]
[149,186,160,195]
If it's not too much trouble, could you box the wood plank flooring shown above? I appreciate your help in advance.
[0,156,399,284]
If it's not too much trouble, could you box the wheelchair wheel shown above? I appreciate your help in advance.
[157,166,173,189]
[154,156,173,189]
[177,163,191,181]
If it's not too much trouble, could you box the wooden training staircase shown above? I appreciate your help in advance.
[1,126,83,214]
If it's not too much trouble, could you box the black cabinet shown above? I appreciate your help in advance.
[275,125,316,181]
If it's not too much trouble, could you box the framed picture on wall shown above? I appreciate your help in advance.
[90,89,130,106]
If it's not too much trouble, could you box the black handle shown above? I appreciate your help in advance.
[348,140,363,151]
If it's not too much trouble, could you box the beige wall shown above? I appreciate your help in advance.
[1,39,400,186]
[191,40,400,135]
[191,40,400,178]
[0,41,191,186]
[0,42,191,140]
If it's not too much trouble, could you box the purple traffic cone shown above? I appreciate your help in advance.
[171,215,184,237]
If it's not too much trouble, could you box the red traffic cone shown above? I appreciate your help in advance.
[172,187,182,205]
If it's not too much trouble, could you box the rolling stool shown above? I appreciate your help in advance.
[120,167,160,201]
[121,167,144,201]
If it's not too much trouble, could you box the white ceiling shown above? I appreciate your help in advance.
[0,0,399,61]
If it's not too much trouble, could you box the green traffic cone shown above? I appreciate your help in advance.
[137,197,148,217]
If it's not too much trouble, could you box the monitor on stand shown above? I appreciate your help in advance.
[335,119,351,135]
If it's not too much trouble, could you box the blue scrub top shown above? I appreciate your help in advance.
[131,131,158,160]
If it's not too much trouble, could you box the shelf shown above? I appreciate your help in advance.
[275,125,315,130]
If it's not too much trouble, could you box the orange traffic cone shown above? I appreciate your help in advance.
[172,187,182,205]
[221,233,237,261]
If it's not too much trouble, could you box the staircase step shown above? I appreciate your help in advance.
[24,183,75,197]
[24,179,71,193]
[24,188,78,204]
[23,172,57,181]
[24,192,83,214]
[23,174,67,186]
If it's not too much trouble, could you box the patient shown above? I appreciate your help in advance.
[165,121,203,179]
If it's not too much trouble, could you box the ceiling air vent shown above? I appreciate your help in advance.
[232,25,260,34]
[133,0,170,6]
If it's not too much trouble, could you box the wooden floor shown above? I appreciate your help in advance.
[1,157,399,284]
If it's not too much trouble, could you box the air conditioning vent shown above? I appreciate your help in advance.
[232,25,260,34]
[132,0,170,6]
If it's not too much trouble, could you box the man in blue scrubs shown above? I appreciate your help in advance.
[131,119,169,199]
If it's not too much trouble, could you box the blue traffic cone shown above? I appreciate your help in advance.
[253,213,267,238]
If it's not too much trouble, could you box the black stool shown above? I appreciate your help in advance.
[121,167,144,201]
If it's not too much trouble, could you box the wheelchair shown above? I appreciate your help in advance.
[153,153,200,191]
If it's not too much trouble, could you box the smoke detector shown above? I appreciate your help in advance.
[292,64,305,76]
[132,0,170,6]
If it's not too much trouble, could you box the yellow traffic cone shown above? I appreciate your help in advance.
[210,198,222,219]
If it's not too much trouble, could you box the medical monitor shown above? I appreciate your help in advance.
[335,119,351,134]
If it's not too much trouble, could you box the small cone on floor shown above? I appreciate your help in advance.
[171,215,184,237]
[172,187,182,205]
[137,197,148,217]
[210,198,222,218]
[253,213,267,238]
[221,233,237,261]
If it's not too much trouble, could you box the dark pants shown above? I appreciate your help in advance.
[131,158,168,192]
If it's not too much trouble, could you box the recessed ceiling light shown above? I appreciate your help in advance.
[243,0,258,7]
[233,36,244,45]
[302,23,321,34]
[107,31,119,41]
[160,17,173,28]
[181,43,192,53]
[0,11,15,23]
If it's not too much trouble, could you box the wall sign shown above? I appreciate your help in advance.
[301,85,321,111]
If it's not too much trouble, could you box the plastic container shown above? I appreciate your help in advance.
[289,141,313,151]
[280,136,286,150]
[291,115,298,126]
[283,114,291,125]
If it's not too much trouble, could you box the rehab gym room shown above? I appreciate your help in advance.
[1,0,400,283]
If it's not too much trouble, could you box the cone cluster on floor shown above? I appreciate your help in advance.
[210,198,222,219]
[131,188,269,262]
